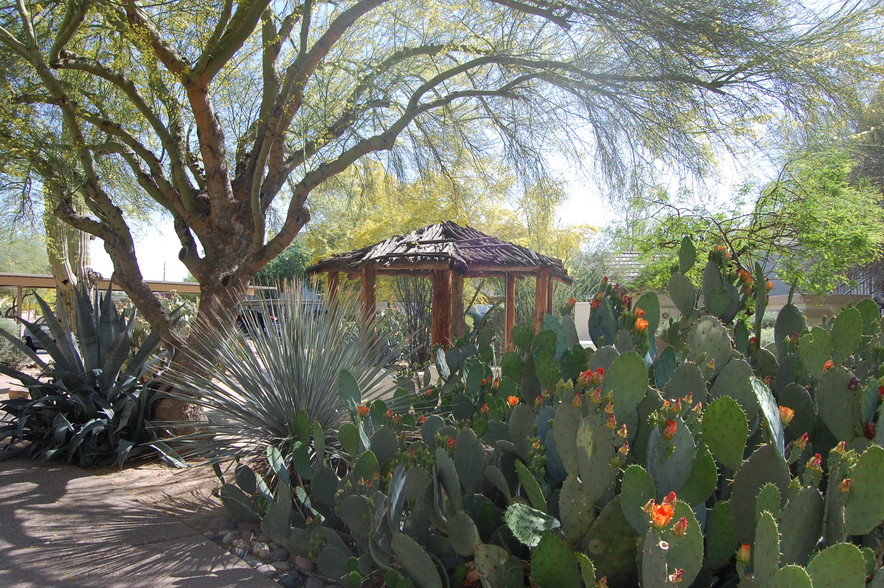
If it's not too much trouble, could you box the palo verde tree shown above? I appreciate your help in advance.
[0,1,879,419]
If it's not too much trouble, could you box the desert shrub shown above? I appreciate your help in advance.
[0,318,28,369]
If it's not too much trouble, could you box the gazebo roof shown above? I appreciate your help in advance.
[306,220,572,284]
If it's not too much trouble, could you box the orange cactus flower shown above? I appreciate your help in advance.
[635,307,645,318]
[778,406,795,426]
[823,360,835,371]
[635,317,649,332]
[590,299,601,310]
[356,405,369,417]
[644,492,677,529]
[417,415,427,424]
[736,543,751,564]
[507,395,520,407]
[663,419,677,439]
[672,517,688,536]
[765,280,774,291]
[738,269,753,284]
[385,409,394,419]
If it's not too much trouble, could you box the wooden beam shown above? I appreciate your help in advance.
[431,269,452,346]
[327,271,340,302]
[450,272,465,340]
[504,273,516,351]
[361,264,377,326]
[547,277,554,314]
[534,270,550,333]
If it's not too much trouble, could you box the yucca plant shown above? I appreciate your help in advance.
[161,281,399,463]
[0,285,177,467]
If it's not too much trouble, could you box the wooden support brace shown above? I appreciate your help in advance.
[450,272,465,339]
[431,269,452,346]
[534,270,550,334]
[504,273,516,351]
[360,265,376,327]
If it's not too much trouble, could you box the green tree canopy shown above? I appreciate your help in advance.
[0,0,878,351]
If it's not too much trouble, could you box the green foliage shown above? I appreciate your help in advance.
[0,286,172,467]
[206,240,884,586]
[0,317,29,369]
[161,281,397,462]
[253,241,309,285]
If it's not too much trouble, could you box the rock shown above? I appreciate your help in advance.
[232,538,250,550]
[232,545,249,559]
[203,530,216,538]
[269,547,290,561]
[279,573,305,588]
[272,561,291,571]
[221,531,240,545]
[256,564,276,576]
[294,556,315,573]
[255,533,271,543]
[269,542,284,551]
[207,534,223,542]
[304,577,325,588]
[252,541,271,559]
[222,519,238,531]
[244,557,263,568]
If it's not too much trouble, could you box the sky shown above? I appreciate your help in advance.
[89,150,775,282]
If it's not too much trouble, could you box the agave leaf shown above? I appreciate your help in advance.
[66,418,109,461]
[100,330,133,395]
[76,286,101,372]
[33,292,83,375]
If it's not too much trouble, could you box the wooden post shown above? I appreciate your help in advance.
[504,273,516,351]
[547,277,554,314]
[431,269,452,346]
[327,271,340,302]
[450,272,465,339]
[534,270,550,333]
[360,265,376,327]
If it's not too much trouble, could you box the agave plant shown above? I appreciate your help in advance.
[0,285,177,467]
[161,281,399,462]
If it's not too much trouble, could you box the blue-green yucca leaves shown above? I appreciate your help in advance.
[160,280,400,463]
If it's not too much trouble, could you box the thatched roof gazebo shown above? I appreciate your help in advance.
[306,221,572,350]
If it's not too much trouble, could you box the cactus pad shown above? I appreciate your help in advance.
[730,444,790,543]
[576,413,616,502]
[503,502,560,547]
[559,475,594,546]
[531,533,581,588]
[391,532,443,588]
[583,496,639,584]
[753,510,781,581]
[817,366,863,441]
[799,327,832,381]
[702,396,749,470]
[779,486,824,566]
[768,565,812,587]
[688,316,732,377]
[603,350,649,422]
[845,445,884,535]
[669,272,697,316]
[662,361,706,402]
[650,415,696,497]
[710,359,759,423]
[454,427,485,494]
[446,511,481,557]
[474,543,524,588]
[678,444,717,506]
[806,543,866,588]
[620,465,657,534]
[778,383,816,438]
[774,304,806,358]
[831,308,862,364]
[706,501,739,570]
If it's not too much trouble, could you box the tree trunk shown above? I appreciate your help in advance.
[151,276,250,423]
[44,188,92,327]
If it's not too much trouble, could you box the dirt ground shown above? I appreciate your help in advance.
[0,359,226,533]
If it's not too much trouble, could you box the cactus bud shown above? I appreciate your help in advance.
[492,378,499,390]
[848,377,860,390]
[605,413,617,430]
[692,402,703,414]
[865,421,876,439]
[480,403,489,414]
[778,406,795,426]
[534,395,543,406]
[618,441,629,455]
[806,453,823,472]
[765,280,774,291]
[668,569,685,584]
[572,393,583,407]
[823,360,835,371]
[794,432,809,450]
[447,436,456,449]
[672,517,688,536]
[736,543,751,564]
[596,577,608,588]
[682,392,692,406]
[834,441,847,455]
[590,298,601,310]
[605,401,615,414]
[663,419,677,439]
[839,478,851,493]
[617,424,628,438]
[417,415,427,424]
[748,336,758,350]
[577,369,593,386]
[356,405,369,417]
